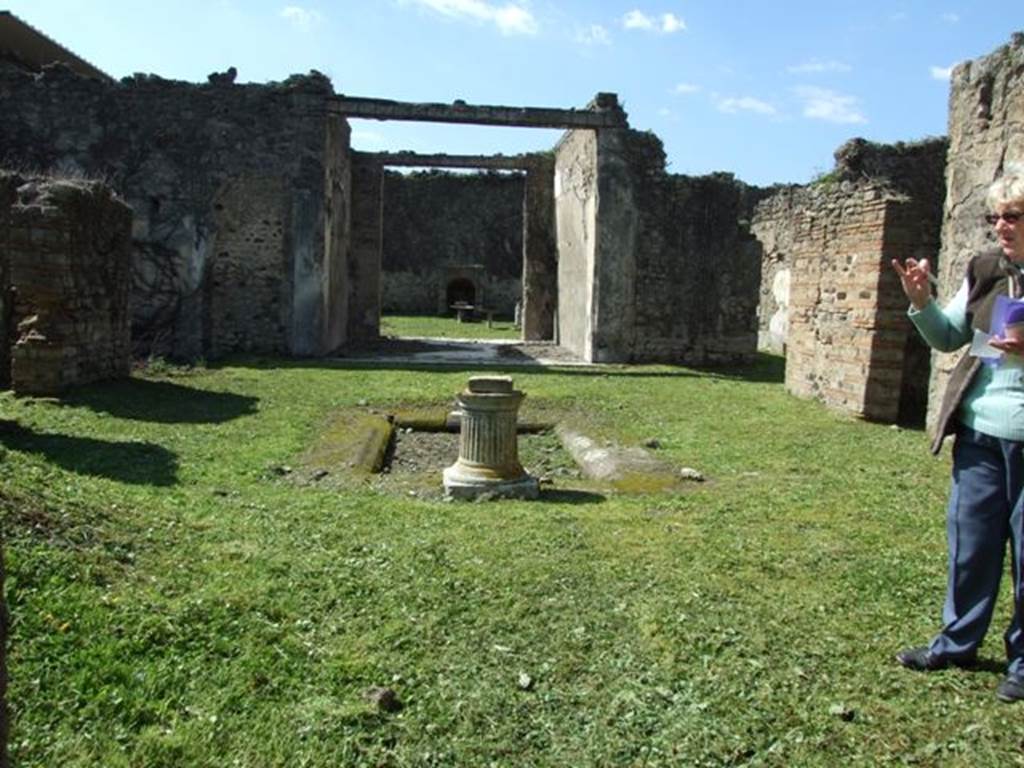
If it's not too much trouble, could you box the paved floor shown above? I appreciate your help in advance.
[334,337,593,367]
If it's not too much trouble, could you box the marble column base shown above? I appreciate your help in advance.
[443,466,540,500]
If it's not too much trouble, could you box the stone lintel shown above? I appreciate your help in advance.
[332,94,626,129]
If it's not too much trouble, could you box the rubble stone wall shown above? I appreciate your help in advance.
[929,32,1024,434]
[623,132,762,363]
[0,64,345,360]
[381,170,524,316]
[1,173,132,395]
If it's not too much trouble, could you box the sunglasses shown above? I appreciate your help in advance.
[986,211,1023,225]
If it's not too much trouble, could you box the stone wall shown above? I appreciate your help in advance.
[624,133,763,363]
[554,129,597,359]
[556,126,761,364]
[929,31,1024,433]
[0,173,132,395]
[752,167,943,421]
[349,154,383,340]
[0,64,347,360]
[380,170,524,316]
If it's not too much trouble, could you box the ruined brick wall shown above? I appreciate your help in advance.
[928,31,1024,433]
[623,132,762,363]
[325,117,351,350]
[381,170,524,316]
[555,127,761,364]
[1,173,132,395]
[752,180,940,421]
[0,64,345,360]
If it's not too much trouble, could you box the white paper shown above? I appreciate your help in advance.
[969,329,1002,359]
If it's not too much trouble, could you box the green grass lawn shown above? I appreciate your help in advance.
[2,355,1021,766]
[381,313,520,340]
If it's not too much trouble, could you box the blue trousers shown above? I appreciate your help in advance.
[929,427,1024,677]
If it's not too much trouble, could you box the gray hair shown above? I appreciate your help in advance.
[987,163,1024,209]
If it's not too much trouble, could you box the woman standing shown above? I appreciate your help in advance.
[891,164,1024,703]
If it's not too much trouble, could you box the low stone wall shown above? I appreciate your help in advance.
[1,173,132,395]
[929,32,1024,434]
[381,170,524,316]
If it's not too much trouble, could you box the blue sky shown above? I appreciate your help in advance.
[3,1,1013,185]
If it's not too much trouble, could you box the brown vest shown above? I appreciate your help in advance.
[931,249,1021,454]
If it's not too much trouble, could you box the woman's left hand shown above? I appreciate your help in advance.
[989,336,1024,356]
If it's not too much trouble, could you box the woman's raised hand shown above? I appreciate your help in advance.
[891,258,934,310]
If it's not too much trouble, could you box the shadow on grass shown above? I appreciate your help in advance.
[210,351,785,384]
[0,420,178,486]
[60,378,259,424]
[537,488,607,504]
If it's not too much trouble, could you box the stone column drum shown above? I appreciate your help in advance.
[443,376,539,500]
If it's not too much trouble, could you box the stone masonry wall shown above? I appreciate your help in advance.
[555,127,762,364]
[623,132,762,363]
[928,32,1024,434]
[0,64,345,360]
[1,173,132,395]
[752,179,941,422]
[751,136,946,423]
[381,170,524,316]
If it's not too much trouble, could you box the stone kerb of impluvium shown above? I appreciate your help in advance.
[443,376,540,500]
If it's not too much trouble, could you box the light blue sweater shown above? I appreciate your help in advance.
[910,282,1024,441]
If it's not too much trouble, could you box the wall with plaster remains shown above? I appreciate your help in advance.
[0,173,132,395]
[380,170,524,316]
[554,129,598,359]
[751,136,946,422]
[556,127,761,364]
[928,32,1024,434]
[0,65,346,360]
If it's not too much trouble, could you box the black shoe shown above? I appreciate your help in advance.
[895,646,978,671]
[996,675,1024,703]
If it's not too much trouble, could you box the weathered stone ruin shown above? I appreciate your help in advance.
[0,173,132,395]
[554,126,761,363]
[751,138,947,422]
[928,32,1024,433]
[0,64,349,361]
[380,169,525,318]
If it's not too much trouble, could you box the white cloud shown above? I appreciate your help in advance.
[660,13,685,33]
[280,5,322,28]
[622,9,685,33]
[575,24,610,45]
[408,0,538,35]
[786,58,851,75]
[941,12,959,23]
[657,107,672,116]
[716,95,777,116]
[623,9,655,29]
[930,64,954,81]
[673,82,700,94]
[794,86,866,124]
